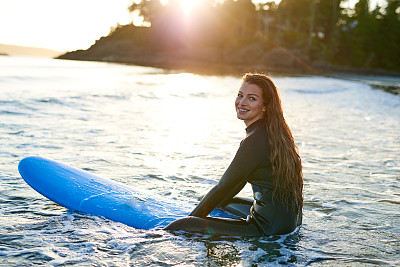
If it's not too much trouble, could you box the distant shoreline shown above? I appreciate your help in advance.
[57,50,400,78]
[0,44,62,58]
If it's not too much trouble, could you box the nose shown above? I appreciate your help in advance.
[239,97,247,106]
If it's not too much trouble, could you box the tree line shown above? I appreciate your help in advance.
[266,0,400,71]
[90,0,400,72]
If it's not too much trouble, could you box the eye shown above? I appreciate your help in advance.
[249,97,256,101]
[237,93,243,98]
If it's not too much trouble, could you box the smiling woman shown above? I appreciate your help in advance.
[165,73,303,237]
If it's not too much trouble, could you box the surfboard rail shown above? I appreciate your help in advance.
[18,156,233,229]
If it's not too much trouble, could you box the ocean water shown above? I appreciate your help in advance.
[0,56,399,266]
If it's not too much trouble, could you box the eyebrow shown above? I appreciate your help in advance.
[238,91,260,97]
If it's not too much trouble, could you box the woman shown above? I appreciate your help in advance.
[165,73,303,236]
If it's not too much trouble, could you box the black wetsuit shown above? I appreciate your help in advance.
[165,119,302,236]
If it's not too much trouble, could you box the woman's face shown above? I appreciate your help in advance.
[235,82,266,127]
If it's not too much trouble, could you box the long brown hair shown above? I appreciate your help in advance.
[243,73,303,212]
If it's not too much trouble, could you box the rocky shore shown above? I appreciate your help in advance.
[58,39,400,79]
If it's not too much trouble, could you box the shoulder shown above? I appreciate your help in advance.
[240,120,270,154]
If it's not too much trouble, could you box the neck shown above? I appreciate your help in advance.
[244,117,264,127]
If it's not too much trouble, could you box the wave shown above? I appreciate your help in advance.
[0,75,38,83]
[0,110,27,116]
[34,98,65,105]
[276,76,355,94]
[0,100,39,115]
[378,199,400,205]
[293,87,349,94]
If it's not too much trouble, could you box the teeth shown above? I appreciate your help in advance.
[239,108,248,112]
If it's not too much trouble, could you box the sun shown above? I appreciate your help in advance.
[179,0,199,13]
[160,0,201,16]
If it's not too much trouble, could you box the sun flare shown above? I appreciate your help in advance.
[178,0,200,15]
[159,0,200,16]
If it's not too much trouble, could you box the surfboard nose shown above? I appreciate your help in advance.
[19,156,37,175]
[18,156,45,178]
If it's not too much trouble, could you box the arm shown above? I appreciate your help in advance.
[189,180,246,217]
[189,136,261,218]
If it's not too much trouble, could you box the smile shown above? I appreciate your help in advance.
[238,107,249,113]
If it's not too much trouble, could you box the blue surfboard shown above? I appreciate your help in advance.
[18,156,233,230]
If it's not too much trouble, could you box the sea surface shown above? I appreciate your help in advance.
[0,56,399,266]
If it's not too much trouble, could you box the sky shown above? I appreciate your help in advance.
[0,0,133,52]
[0,0,387,53]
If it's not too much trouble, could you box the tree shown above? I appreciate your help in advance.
[128,0,164,26]
[374,0,400,70]
[334,0,377,67]
[314,0,343,58]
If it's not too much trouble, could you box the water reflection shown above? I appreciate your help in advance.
[138,72,237,180]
